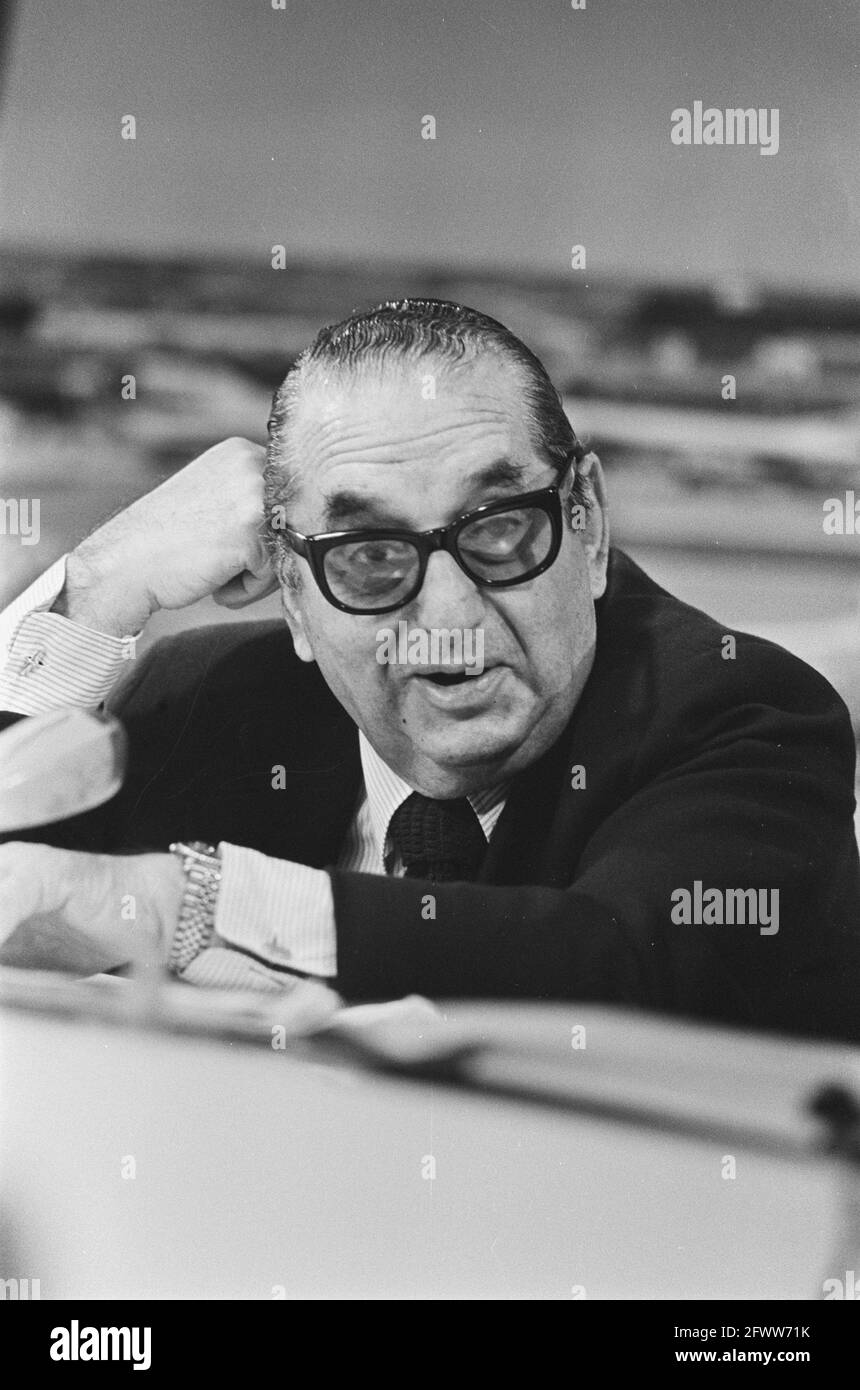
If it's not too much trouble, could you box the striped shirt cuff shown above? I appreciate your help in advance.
[178,945,310,993]
[0,555,138,714]
[211,841,337,978]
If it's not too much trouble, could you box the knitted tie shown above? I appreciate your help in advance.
[388,792,487,883]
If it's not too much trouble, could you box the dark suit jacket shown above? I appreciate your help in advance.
[4,548,860,1041]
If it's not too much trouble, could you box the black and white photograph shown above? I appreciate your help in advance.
[1,0,860,1336]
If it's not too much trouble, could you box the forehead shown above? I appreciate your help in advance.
[286,354,543,524]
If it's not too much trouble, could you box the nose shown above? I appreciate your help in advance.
[408,548,486,631]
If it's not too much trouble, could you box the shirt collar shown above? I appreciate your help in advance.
[358,730,508,866]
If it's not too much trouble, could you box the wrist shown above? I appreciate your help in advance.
[136,853,188,964]
[52,543,155,637]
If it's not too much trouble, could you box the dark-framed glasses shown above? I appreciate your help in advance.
[277,451,584,616]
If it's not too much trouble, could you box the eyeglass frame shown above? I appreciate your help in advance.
[275,443,587,616]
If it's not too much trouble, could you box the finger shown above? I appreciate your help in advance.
[212,536,278,607]
[211,570,280,608]
[0,842,52,942]
[230,437,266,467]
[0,910,116,974]
[240,567,281,600]
[279,979,343,1031]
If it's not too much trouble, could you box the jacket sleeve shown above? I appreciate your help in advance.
[0,639,170,849]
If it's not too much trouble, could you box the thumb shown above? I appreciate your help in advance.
[212,568,280,608]
[213,535,278,608]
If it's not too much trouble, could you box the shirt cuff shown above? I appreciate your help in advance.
[211,841,338,978]
[0,554,138,715]
[178,945,313,993]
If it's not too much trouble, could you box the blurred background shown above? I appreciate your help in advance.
[1,0,859,732]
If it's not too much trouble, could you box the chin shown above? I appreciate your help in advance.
[415,719,525,775]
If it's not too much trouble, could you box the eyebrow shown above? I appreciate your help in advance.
[320,458,531,531]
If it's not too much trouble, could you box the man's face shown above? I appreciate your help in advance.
[277,355,608,797]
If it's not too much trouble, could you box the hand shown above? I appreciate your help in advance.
[0,842,185,976]
[53,438,279,637]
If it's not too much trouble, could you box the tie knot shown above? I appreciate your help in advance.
[388,792,487,882]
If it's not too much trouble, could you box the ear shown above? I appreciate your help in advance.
[276,558,316,663]
[573,452,609,600]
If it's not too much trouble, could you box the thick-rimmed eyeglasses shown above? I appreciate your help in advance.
[278,451,584,616]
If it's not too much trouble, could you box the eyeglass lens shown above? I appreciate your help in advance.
[322,503,554,610]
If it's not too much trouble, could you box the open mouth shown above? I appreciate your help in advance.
[413,665,502,708]
[416,666,497,690]
[424,671,473,687]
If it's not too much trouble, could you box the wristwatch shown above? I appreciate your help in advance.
[168,840,222,975]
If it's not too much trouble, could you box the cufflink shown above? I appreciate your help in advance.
[20,648,47,677]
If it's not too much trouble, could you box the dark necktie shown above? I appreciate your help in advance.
[387,792,487,883]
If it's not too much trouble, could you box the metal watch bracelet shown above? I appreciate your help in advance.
[167,841,222,975]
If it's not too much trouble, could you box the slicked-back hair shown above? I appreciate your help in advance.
[263,298,590,561]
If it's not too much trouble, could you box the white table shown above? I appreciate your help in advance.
[1,996,853,1300]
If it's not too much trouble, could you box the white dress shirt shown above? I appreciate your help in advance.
[0,557,507,989]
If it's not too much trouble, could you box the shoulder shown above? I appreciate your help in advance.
[598,549,855,759]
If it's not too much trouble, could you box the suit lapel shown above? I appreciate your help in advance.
[478,549,654,888]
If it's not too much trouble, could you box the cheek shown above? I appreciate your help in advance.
[527,607,592,691]
[553,558,597,672]
[302,603,392,700]
[501,545,595,674]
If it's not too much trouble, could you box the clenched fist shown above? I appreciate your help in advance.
[53,438,279,637]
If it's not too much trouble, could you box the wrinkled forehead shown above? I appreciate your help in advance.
[284,353,542,513]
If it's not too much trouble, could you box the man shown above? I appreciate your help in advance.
[1,298,859,1039]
